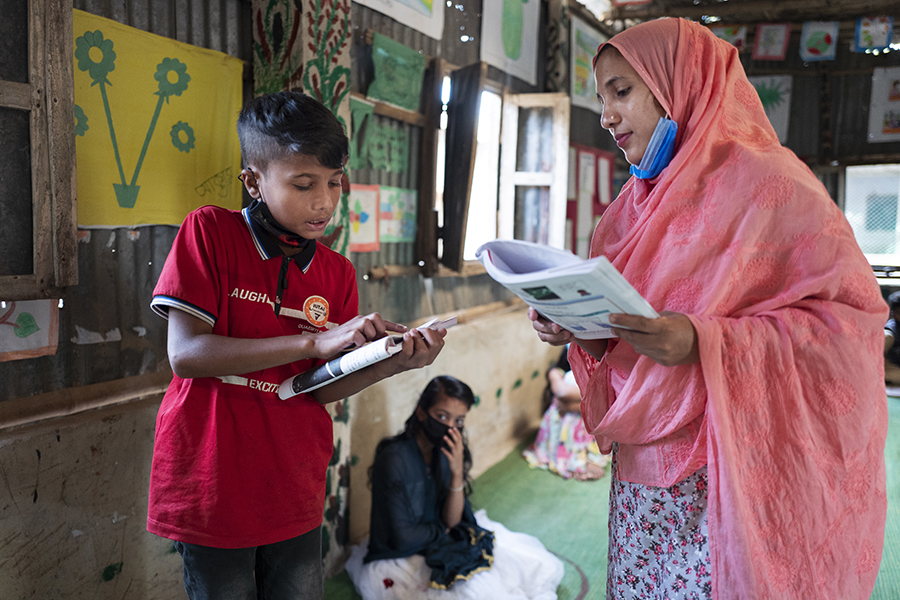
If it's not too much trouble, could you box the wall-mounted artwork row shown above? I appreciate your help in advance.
[354,0,444,40]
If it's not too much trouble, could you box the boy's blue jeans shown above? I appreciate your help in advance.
[174,526,323,600]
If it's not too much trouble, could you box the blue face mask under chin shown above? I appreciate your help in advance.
[630,117,678,180]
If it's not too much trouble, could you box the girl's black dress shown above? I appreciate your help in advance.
[364,437,494,589]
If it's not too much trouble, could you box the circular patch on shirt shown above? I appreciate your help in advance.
[303,296,330,327]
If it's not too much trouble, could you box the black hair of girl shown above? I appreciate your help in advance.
[236,90,349,172]
[370,375,476,492]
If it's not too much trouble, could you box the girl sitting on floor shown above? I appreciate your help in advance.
[523,346,609,480]
[345,375,564,600]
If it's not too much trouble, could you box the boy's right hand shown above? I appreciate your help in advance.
[309,313,406,359]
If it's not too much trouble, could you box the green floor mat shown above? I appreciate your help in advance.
[327,396,900,599]
[873,395,900,598]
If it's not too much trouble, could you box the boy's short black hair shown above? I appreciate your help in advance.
[888,290,900,311]
[237,91,349,172]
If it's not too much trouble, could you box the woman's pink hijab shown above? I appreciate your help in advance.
[571,18,888,599]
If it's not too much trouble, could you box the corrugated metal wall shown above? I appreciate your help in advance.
[6,4,900,402]
[346,2,522,326]
[1,0,251,401]
[0,0,515,402]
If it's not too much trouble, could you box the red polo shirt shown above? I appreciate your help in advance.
[148,205,358,548]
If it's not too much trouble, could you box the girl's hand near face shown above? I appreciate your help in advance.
[442,426,466,486]
[443,427,465,478]
[441,426,467,529]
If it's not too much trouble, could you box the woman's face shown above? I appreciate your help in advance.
[594,47,666,166]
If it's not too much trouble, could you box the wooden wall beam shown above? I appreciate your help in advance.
[0,370,172,432]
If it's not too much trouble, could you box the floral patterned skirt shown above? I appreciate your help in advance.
[607,446,711,599]
[522,400,609,479]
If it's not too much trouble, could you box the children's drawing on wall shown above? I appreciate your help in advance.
[853,16,893,53]
[751,23,790,61]
[349,184,380,252]
[0,300,59,362]
[480,0,539,85]
[868,67,900,142]
[349,97,410,173]
[251,0,305,94]
[73,10,243,227]
[379,186,417,243]
[709,24,747,50]
[748,75,792,144]
[354,0,443,40]
[570,16,605,114]
[250,0,353,257]
[799,21,839,62]
[366,33,426,112]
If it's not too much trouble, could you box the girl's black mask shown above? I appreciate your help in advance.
[420,414,460,449]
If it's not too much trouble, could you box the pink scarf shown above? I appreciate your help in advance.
[570,18,888,599]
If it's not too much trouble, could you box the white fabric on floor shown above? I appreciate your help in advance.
[345,509,565,600]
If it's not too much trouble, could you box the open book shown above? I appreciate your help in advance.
[278,316,457,399]
[475,239,657,339]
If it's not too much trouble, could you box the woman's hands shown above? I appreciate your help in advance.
[609,311,699,366]
[528,307,574,346]
[528,307,699,367]
[529,308,609,362]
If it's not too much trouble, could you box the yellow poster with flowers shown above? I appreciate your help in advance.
[73,10,243,226]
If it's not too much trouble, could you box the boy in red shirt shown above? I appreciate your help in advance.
[149,91,446,600]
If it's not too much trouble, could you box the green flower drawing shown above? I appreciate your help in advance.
[170,121,195,153]
[74,104,89,136]
[154,58,191,101]
[75,28,193,209]
[75,30,116,86]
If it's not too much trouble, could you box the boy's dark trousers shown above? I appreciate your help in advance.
[174,525,323,600]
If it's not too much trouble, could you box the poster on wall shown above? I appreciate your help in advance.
[379,186,418,242]
[0,300,59,362]
[853,16,893,53]
[73,10,243,227]
[349,184,380,252]
[710,25,748,51]
[366,33,426,112]
[576,150,596,259]
[568,144,613,259]
[570,16,605,114]
[480,0,540,85]
[355,0,444,40]
[868,66,900,143]
[799,21,839,62]
[748,75,792,144]
[752,23,790,61]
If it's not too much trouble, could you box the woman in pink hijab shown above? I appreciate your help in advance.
[530,18,888,599]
